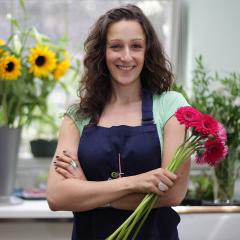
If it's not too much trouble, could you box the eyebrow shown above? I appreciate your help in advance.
[108,38,144,42]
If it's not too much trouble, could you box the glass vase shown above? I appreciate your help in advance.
[0,127,23,205]
[213,146,237,205]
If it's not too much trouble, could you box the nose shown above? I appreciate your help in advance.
[120,46,132,62]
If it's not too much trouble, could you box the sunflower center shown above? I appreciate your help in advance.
[35,56,46,66]
[6,62,15,72]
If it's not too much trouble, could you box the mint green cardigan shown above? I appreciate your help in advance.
[66,91,189,155]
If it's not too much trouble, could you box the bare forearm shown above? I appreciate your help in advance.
[110,191,182,211]
[47,177,133,212]
[111,193,145,210]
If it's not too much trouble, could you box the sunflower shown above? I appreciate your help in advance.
[53,57,70,80]
[28,45,56,78]
[0,55,21,80]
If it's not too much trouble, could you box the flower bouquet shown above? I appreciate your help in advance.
[0,13,78,128]
[107,106,228,240]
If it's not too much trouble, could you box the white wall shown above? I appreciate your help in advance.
[179,0,240,89]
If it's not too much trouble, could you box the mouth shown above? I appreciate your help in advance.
[116,65,136,71]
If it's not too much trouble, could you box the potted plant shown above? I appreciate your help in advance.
[190,56,240,204]
[29,114,59,158]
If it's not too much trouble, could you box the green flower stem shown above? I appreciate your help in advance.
[131,144,195,239]
[167,145,186,170]
[131,195,157,240]
[183,133,194,145]
[106,195,153,240]
[120,193,156,240]
[129,144,196,239]
[121,200,150,240]
[169,147,194,172]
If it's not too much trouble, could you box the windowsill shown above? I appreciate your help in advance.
[1,200,240,220]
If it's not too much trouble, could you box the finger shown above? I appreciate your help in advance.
[63,150,78,161]
[56,154,72,164]
[159,174,175,188]
[146,176,165,196]
[55,167,73,178]
[55,160,78,175]
[152,185,165,196]
[150,175,160,186]
[158,181,169,192]
[56,155,80,169]
[54,160,71,170]
[162,169,177,181]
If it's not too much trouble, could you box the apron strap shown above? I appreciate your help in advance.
[142,89,154,125]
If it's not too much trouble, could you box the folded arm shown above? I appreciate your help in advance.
[47,116,133,212]
[47,116,187,212]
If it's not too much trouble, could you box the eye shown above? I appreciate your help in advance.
[131,44,142,49]
[109,44,122,50]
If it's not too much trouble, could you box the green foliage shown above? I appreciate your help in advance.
[187,173,214,200]
[191,56,240,160]
[174,56,240,201]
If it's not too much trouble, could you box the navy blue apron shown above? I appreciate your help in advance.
[72,89,180,240]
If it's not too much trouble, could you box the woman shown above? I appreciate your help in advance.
[47,4,190,240]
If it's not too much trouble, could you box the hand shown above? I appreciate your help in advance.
[54,150,86,180]
[128,168,177,196]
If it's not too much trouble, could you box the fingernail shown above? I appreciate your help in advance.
[55,167,57,170]
[53,161,56,164]
[56,155,59,159]
[63,150,66,153]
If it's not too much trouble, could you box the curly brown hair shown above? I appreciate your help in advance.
[78,4,173,123]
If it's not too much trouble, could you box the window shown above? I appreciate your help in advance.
[0,0,180,157]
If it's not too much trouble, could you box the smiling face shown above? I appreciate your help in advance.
[106,20,146,87]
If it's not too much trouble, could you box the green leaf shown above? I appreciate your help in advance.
[12,34,22,54]
[19,0,26,10]
[6,14,20,29]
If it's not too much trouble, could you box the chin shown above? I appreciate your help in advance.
[111,73,141,85]
[113,78,139,86]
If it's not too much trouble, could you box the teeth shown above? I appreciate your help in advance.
[117,65,134,71]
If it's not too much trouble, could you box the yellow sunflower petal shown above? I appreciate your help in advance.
[0,39,6,56]
[0,55,21,80]
[53,58,70,80]
[28,45,56,78]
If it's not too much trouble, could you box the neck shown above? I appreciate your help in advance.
[110,81,141,105]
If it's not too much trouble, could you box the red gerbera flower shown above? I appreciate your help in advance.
[195,114,219,136]
[204,139,228,166]
[175,106,202,128]
[217,122,227,143]
[194,149,207,165]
